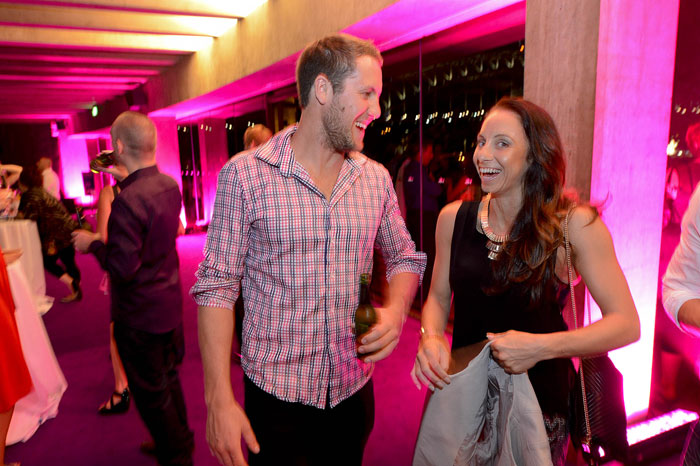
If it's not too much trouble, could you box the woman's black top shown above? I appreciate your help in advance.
[450,200,574,417]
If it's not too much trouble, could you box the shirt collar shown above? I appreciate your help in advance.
[255,125,368,177]
[118,165,159,190]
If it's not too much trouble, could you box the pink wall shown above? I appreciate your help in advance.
[590,0,680,418]
[151,116,184,223]
[58,132,92,203]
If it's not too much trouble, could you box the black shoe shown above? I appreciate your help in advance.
[98,388,130,415]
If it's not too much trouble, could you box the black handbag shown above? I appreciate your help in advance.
[564,208,629,465]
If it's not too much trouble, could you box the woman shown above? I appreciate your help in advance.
[411,97,639,464]
[17,167,81,302]
[0,247,32,466]
[95,178,129,415]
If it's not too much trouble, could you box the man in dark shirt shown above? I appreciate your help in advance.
[73,111,193,465]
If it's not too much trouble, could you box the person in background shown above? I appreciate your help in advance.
[0,247,32,466]
[411,97,639,465]
[73,111,193,465]
[192,33,426,466]
[36,157,60,200]
[18,166,81,302]
[242,124,273,152]
[662,130,700,464]
[403,137,443,296]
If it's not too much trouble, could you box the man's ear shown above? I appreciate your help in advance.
[313,74,332,106]
[115,139,124,155]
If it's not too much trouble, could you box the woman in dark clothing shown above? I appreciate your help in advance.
[18,166,81,302]
[411,98,640,464]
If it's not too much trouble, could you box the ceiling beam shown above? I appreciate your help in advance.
[0,63,162,76]
[0,24,211,52]
[0,4,238,37]
[1,0,260,18]
[0,47,179,66]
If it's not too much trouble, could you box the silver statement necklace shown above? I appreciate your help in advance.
[479,193,509,260]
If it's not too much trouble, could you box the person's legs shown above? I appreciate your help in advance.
[99,322,130,414]
[313,381,374,466]
[244,377,374,466]
[42,252,65,279]
[57,246,81,285]
[114,322,194,466]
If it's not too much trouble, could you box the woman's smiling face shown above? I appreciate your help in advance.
[473,108,530,200]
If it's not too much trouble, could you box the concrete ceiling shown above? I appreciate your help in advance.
[0,1,255,122]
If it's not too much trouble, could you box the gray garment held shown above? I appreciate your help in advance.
[413,342,553,466]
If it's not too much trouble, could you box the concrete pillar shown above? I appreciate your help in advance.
[524,0,679,418]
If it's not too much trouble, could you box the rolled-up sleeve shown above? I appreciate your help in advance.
[375,171,427,283]
[663,186,700,331]
[190,161,250,310]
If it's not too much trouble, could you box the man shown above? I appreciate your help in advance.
[191,34,426,466]
[662,124,700,465]
[37,157,60,199]
[402,137,442,298]
[243,124,272,151]
[73,111,194,465]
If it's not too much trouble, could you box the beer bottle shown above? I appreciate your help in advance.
[354,273,377,343]
[90,150,115,173]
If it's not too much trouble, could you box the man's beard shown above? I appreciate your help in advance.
[322,98,359,153]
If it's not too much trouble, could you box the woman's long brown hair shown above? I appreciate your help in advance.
[484,97,588,308]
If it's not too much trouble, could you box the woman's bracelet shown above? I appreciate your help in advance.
[420,327,445,340]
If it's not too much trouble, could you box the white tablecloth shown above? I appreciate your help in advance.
[5,261,67,445]
[0,219,53,314]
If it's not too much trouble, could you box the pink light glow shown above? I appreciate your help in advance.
[627,409,699,445]
[589,0,680,418]
[58,134,91,200]
[151,0,524,121]
[345,0,523,52]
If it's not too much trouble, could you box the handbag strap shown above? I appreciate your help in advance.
[564,205,593,445]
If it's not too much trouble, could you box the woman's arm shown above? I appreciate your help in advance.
[489,206,640,373]
[96,185,115,241]
[1,164,22,187]
[410,201,460,390]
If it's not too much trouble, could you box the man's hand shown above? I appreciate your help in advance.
[356,306,405,363]
[95,164,129,182]
[206,397,259,466]
[72,229,101,253]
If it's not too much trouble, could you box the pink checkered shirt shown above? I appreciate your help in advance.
[191,125,426,408]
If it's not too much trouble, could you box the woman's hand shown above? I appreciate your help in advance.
[410,333,451,391]
[487,330,545,374]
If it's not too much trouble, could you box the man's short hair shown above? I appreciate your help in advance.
[296,34,382,109]
[110,111,157,158]
[37,157,52,171]
[243,124,273,150]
